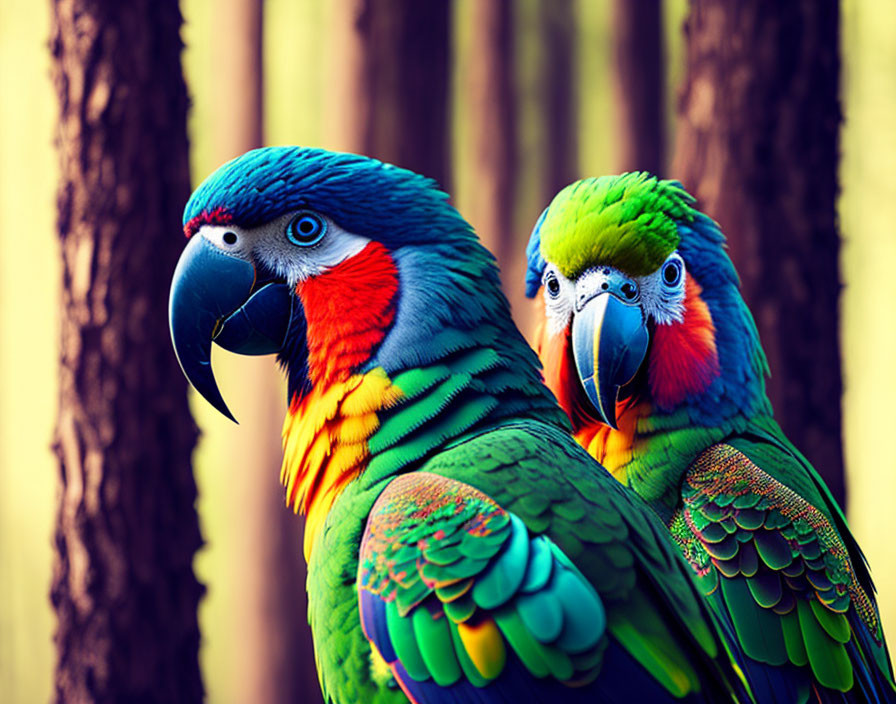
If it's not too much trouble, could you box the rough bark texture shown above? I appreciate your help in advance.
[331,0,452,188]
[50,1,203,701]
[671,0,845,506]
[209,2,319,702]
[541,0,579,201]
[612,0,665,175]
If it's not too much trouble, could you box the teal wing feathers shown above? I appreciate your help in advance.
[358,471,608,695]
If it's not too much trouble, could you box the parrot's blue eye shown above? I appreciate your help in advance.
[287,212,326,246]
[662,259,682,287]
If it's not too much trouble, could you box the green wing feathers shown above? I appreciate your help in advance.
[357,471,608,688]
[679,443,892,692]
[414,421,744,699]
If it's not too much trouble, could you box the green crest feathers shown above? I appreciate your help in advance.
[539,173,695,278]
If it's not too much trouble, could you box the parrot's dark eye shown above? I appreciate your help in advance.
[621,282,637,300]
[545,273,561,298]
[662,259,682,287]
[222,231,238,245]
[287,212,326,246]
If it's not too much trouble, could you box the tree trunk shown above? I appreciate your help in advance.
[463,0,518,307]
[541,0,579,202]
[330,0,452,188]
[208,2,319,703]
[517,0,577,341]
[50,1,203,701]
[612,0,665,175]
[670,0,844,506]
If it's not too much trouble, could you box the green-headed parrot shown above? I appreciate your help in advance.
[524,172,896,703]
[169,148,750,703]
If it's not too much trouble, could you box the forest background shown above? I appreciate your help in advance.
[1,1,894,702]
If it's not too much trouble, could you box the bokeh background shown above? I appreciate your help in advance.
[1,0,894,702]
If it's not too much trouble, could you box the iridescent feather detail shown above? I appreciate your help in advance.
[683,444,878,637]
[358,471,609,696]
[677,443,885,693]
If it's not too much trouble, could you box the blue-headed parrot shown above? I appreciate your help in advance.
[169,148,750,703]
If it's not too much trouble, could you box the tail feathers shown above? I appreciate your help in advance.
[707,585,896,703]
[736,657,811,704]
[840,620,896,704]
[807,611,896,703]
[726,623,896,704]
[706,587,808,703]
[387,625,733,704]
[392,644,693,704]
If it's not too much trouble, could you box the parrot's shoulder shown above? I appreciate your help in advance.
[424,420,711,606]
[681,442,861,610]
[420,420,648,560]
[723,431,880,607]
[357,469,611,698]
[392,423,748,699]
[678,442,893,694]
[724,433,830,512]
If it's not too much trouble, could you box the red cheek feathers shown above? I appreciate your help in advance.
[535,310,604,433]
[648,273,720,410]
[297,241,399,387]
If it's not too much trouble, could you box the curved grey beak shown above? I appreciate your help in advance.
[571,294,649,429]
[169,235,293,422]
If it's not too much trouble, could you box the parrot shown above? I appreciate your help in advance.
[168,147,752,704]
[524,172,896,703]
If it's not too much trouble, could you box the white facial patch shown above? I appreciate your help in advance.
[637,252,687,325]
[541,266,576,336]
[200,224,254,259]
[199,212,370,287]
[539,253,688,337]
[574,267,641,310]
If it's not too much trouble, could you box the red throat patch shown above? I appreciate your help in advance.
[534,310,643,480]
[534,311,604,432]
[648,274,720,410]
[297,241,399,389]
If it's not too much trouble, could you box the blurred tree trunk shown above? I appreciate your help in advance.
[209,1,319,703]
[50,1,203,701]
[612,0,665,174]
[541,0,578,201]
[522,0,577,340]
[330,0,452,188]
[671,0,844,506]
[462,0,519,312]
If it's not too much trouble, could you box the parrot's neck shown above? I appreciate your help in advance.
[575,406,754,521]
[537,271,773,520]
[281,239,569,558]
